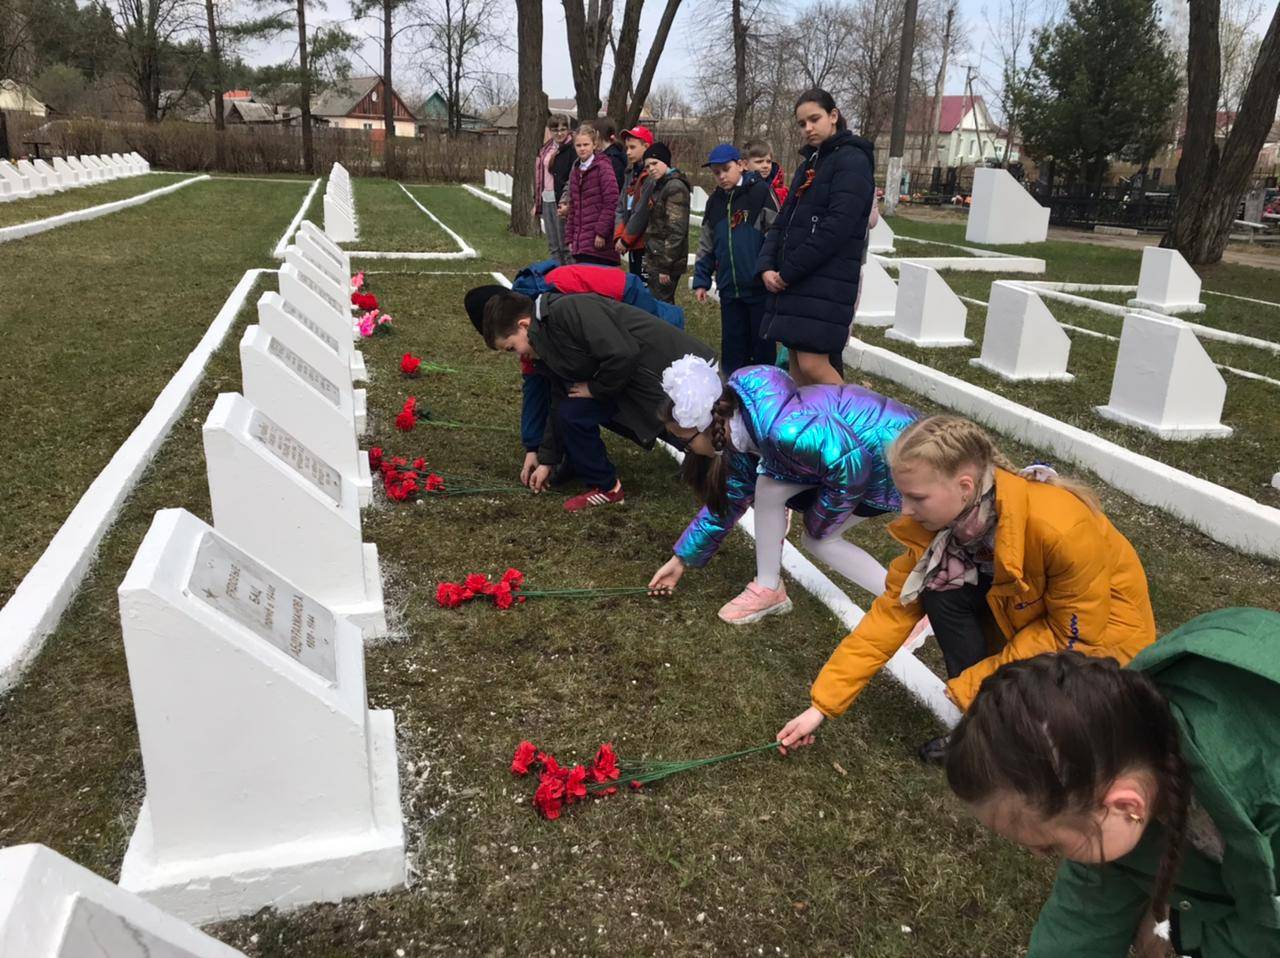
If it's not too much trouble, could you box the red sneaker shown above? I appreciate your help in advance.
[563,481,624,512]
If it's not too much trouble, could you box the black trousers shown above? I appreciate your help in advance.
[921,574,997,678]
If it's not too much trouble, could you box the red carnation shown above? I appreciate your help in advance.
[590,743,620,783]
[511,740,538,776]
[501,568,525,588]
[493,582,514,609]
[435,582,466,608]
[463,573,489,592]
[537,752,563,777]
[400,353,421,377]
[412,456,426,471]
[565,765,589,803]
[352,291,379,311]
[368,447,383,470]
[426,473,446,492]
[394,408,415,431]
[533,772,565,820]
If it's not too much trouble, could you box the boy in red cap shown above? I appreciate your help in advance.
[614,125,656,279]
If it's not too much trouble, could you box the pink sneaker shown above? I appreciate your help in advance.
[717,581,793,625]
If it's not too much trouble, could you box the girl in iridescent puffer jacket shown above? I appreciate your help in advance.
[649,357,918,625]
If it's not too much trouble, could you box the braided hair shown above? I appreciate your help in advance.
[659,386,742,516]
[946,653,1190,921]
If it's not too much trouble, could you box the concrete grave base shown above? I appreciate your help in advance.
[1094,403,1232,440]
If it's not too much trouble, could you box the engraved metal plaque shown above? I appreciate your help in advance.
[282,298,340,353]
[267,336,341,407]
[249,409,342,505]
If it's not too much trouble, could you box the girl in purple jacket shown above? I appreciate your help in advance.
[564,124,621,266]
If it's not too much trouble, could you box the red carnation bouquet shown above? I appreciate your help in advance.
[391,396,510,433]
[436,569,657,610]
[399,352,456,378]
[370,448,523,501]
[511,739,781,820]
[352,290,379,312]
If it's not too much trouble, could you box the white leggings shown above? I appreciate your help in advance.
[752,475,889,595]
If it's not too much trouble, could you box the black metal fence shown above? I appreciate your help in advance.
[1027,184,1178,232]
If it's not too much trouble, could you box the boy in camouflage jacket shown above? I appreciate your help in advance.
[641,142,690,304]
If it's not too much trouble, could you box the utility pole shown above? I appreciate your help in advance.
[882,0,920,216]
[925,6,954,175]
[965,66,983,168]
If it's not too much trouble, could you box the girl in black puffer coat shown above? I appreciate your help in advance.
[757,89,876,386]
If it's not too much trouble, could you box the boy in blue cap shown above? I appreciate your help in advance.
[691,143,781,373]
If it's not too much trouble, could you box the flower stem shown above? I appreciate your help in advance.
[586,740,781,793]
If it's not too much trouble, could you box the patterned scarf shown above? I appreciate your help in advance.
[900,469,998,606]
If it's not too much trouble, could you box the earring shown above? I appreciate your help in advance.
[1127,813,1144,824]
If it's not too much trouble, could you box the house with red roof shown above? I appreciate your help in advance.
[874,95,1019,169]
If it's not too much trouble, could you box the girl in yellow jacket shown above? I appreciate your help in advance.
[776,415,1156,761]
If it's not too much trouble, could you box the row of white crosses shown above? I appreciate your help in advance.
[0,221,400,952]
[484,169,513,197]
[323,161,359,242]
[0,151,149,202]
[855,245,1233,439]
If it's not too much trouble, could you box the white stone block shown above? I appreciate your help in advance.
[203,393,385,636]
[867,214,895,253]
[117,508,405,924]
[16,159,56,195]
[0,844,246,956]
[690,185,708,213]
[63,155,89,182]
[50,156,81,187]
[0,161,34,199]
[257,290,367,431]
[78,155,106,182]
[295,233,349,292]
[853,258,898,327]
[1127,246,1205,314]
[285,246,351,318]
[32,159,67,191]
[325,194,357,242]
[970,281,1074,381]
[277,262,367,382]
[300,218,352,278]
[1096,312,1231,439]
[239,325,373,505]
[884,262,971,347]
[500,172,513,196]
[965,168,1050,245]
[87,155,116,180]
[129,150,151,173]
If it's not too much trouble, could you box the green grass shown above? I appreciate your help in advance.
[0,182,1277,956]
[347,178,458,252]
[0,177,311,605]
[0,172,192,229]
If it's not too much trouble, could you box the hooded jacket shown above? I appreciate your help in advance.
[809,468,1156,716]
[564,153,621,262]
[1029,607,1280,958]
[673,365,917,567]
[756,130,876,352]
[691,170,779,301]
[615,163,654,250]
[644,168,691,276]
[528,292,715,466]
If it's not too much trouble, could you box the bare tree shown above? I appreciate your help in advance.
[615,0,684,129]
[413,0,504,132]
[0,0,36,82]
[846,0,908,140]
[562,0,614,120]
[1162,0,1280,263]
[108,0,202,122]
[1219,0,1266,116]
[470,70,517,114]
[604,0,644,122]
[510,0,544,235]
[646,82,690,120]
[352,0,415,176]
[791,0,857,96]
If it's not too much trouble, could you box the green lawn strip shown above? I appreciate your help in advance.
[0,173,194,230]
[889,238,977,259]
[412,183,550,269]
[0,177,310,605]
[346,177,456,253]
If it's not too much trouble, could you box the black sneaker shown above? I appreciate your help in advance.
[917,735,950,766]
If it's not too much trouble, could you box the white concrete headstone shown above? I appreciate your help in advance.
[690,185,708,214]
[16,159,56,195]
[1127,246,1205,314]
[32,159,67,190]
[299,219,353,281]
[970,281,1074,381]
[51,156,81,186]
[0,161,34,199]
[965,168,1050,245]
[853,258,898,327]
[239,325,373,505]
[203,393,386,635]
[884,262,971,347]
[285,246,352,319]
[0,844,245,957]
[277,263,367,381]
[324,194,357,243]
[117,508,405,924]
[78,155,106,181]
[867,214,895,253]
[257,290,367,433]
[1095,312,1231,439]
[501,172,513,196]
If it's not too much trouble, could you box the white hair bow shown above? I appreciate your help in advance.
[661,354,722,432]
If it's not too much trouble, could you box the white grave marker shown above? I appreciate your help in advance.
[965,168,1050,245]
[867,213,895,253]
[0,844,246,957]
[0,161,34,199]
[690,185,708,214]
[970,281,1074,381]
[297,227,352,293]
[285,246,352,318]
[853,258,898,327]
[239,325,373,506]
[51,156,81,186]
[32,159,67,190]
[300,219,353,278]
[1126,246,1205,314]
[117,509,405,924]
[16,159,56,195]
[1095,312,1231,439]
[277,262,368,381]
[884,262,971,347]
[204,393,386,635]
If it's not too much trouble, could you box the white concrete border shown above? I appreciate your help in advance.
[271,177,322,258]
[462,183,511,214]
[0,175,209,245]
[0,268,272,694]
[488,269,959,729]
[843,336,1280,559]
[345,183,478,261]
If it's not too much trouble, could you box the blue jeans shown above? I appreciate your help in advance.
[556,396,620,490]
[721,296,776,375]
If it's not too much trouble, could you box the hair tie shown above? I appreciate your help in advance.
[1021,461,1059,483]
[661,355,722,432]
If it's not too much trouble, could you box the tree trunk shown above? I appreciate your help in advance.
[924,6,953,171]
[383,0,396,178]
[606,0,644,128]
[1163,0,1280,263]
[511,0,545,236]
[882,0,918,214]
[204,0,225,170]
[731,0,748,144]
[622,0,682,128]
[298,0,314,174]
[563,0,611,121]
